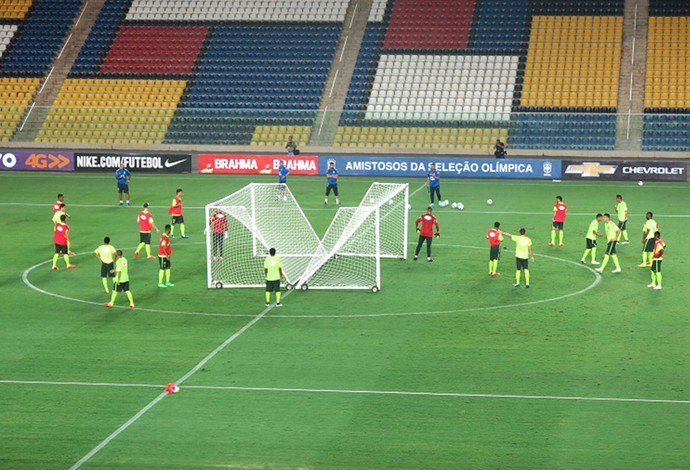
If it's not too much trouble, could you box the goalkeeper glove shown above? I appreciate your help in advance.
[434,233,440,239]
[416,228,421,233]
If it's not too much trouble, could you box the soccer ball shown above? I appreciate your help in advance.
[456,202,464,210]
[487,198,493,205]
[407,204,412,210]
[451,202,458,209]
[638,181,644,186]
[443,199,449,206]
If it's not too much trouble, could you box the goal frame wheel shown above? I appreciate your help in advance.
[371,286,380,293]
[214,281,223,289]
[300,283,309,291]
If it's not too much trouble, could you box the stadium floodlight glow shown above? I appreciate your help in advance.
[205,182,408,292]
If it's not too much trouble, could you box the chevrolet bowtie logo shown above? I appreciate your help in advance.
[565,162,618,177]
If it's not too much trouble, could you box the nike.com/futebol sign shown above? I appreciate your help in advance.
[75,153,192,173]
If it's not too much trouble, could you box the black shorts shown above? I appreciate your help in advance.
[586,238,597,249]
[117,184,129,194]
[605,240,617,255]
[55,243,68,254]
[325,183,338,196]
[171,215,184,225]
[618,220,627,231]
[651,259,662,273]
[116,281,130,292]
[159,256,171,269]
[489,245,500,261]
[139,232,151,244]
[644,239,654,252]
[265,280,280,292]
[101,262,114,278]
[552,221,564,230]
[515,258,529,270]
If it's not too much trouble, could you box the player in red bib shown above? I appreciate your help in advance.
[208,209,229,262]
[52,214,76,270]
[487,221,504,276]
[158,224,173,288]
[134,202,160,260]
[414,207,440,262]
[648,231,665,290]
[168,188,187,238]
[549,195,568,246]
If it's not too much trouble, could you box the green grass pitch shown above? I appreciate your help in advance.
[1,171,690,469]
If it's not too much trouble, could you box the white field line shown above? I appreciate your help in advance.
[23,245,600,319]
[2,379,689,406]
[3,202,690,218]
[68,298,286,469]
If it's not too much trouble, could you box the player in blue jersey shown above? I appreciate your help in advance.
[115,163,131,206]
[324,160,340,205]
[427,163,442,206]
[277,160,290,201]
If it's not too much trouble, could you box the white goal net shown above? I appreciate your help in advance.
[204,183,321,288]
[205,182,408,291]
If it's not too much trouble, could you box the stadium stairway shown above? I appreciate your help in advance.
[13,0,106,142]
[308,0,374,147]
[615,0,649,150]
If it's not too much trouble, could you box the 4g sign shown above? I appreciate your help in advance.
[0,150,74,172]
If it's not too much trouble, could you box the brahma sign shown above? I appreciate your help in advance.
[198,154,319,175]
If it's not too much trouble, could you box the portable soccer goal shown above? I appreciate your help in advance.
[205,182,408,291]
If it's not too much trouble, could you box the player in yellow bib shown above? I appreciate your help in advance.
[595,213,622,274]
[581,214,603,265]
[264,247,284,307]
[502,228,535,288]
[104,250,134,309]
[614,194,629,244]
[93,236,117,293]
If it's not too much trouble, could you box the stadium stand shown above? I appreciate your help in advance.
[643,1,690,151]
[0,0,686,153]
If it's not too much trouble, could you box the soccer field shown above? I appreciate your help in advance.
[2,171,690,469]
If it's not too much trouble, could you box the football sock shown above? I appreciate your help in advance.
[265,292,271,303]
[180,224,186,237]
[622,230,628,241]
[125,291,134,305]
[52,254,59,268]
[656,273,662,287]
[136,242,145,254]
[64,255,71,266]
[515,271,521,284]
[647,252,654,264]
[650,272,656,285]
[591,247,597,261]
[110,291,117,304]
[165,270,171,282]
[489,261,493,273]
[145,244,151,257]
[600,255,610,270]
[158,270,164,283]
[102,278,109,291]
[524,270,530,285]
[276,292,281,303]
[324,197,328,203]
[336,198,340,204]
[170,225,175,236]
[642,252,647,264]
[582,249,590,261]
[494,260,499,273]
[550,230,556,244]
[613,256,621,270]
[559,231,564,244]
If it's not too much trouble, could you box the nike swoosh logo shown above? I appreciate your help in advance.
[165,159,187,168]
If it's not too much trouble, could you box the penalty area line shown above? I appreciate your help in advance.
[2,379,689,406]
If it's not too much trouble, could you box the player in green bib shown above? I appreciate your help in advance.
[264,248,284,307]
[93,236,117,293]
[581,214,603,265]
[595,213,622,274]
[614,194,629,244]
[502,228,535,288]
[104,250,134,309]
[639,212,658,267]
